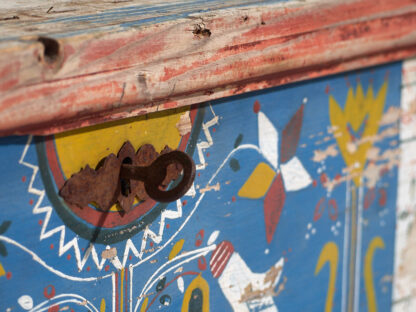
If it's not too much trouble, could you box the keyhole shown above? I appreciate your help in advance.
[121,157,132,197]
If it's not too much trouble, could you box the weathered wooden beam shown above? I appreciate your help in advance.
[1,0,416,135]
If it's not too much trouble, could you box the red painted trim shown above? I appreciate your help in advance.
[0,0,415,135]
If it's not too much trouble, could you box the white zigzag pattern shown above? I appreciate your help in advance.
[119,199,183,267]
[19,136,107,271]
[19,138,193,271]
[196,105,219,170]
[124,104,218,264]
[20,104,218,271]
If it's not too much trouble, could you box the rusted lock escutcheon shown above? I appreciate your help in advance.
[59,141,195,212]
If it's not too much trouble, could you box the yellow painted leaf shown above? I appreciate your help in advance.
[238,162,275,199]
[169,239,185,260]
[140,297,149,312]
[0,262,5,277]
[100,298,106,312]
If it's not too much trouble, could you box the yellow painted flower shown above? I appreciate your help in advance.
[238,102,312,243]
[329,81,387,186]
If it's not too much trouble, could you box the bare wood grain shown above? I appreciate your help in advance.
[1,0,416,135]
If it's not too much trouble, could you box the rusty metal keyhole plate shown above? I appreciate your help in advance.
[59,141,195,212]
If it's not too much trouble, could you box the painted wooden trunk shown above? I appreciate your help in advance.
[1,1,416,312]
[0,60,415,312]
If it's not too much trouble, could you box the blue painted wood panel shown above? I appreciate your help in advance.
[0,62,401,311]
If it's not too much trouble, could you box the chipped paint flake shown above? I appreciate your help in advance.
[312,144,338,162]
[101,247,117,259]
[199,182,220,193]
[380,106,402,125]
[176,111,192,136]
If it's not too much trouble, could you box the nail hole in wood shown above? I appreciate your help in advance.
[37,36,61,64]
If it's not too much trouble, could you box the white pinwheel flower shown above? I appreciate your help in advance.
[238,102,312,243]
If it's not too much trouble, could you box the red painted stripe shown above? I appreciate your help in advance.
[210,241,234,278]
[213,254,231,279]
[211,248,229,277]
[209,241,224,266]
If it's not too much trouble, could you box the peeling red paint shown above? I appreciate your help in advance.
[162,101,178,109]
[0,83,68,112]
[0,61,20,92]
[0,0,416,135]
[60,81,124,110]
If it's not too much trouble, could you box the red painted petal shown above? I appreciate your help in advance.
[264,173,286,244]
[280,104,304,164]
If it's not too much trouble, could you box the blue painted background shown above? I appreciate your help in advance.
[0,61,401,311]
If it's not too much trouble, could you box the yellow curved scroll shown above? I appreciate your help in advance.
[364,236,385,312]
[315,242,339,312]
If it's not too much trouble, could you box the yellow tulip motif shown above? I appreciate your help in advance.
[329,81,387,186]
